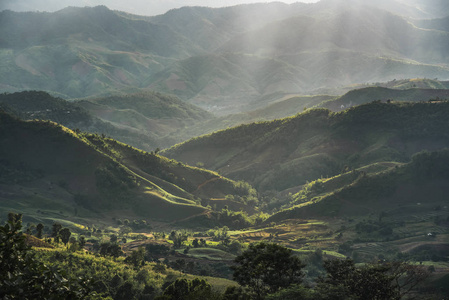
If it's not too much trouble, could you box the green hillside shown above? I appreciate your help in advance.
[0,91,160,150]
[76,91,212,148]
[0,109,255,225]
[269,149,449,221]
[0,90,215,150]
[164,101,449,193]
[318,86,449,111]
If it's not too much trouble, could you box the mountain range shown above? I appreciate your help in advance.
[1,1,449,115]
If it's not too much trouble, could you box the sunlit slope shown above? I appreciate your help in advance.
[0,91,213,150]
[414,16,449,33]
[220,5,449,63]
[146,53,309,114]
[76,91,212,148]
[164,101,449,192]
[0,91,159,151]
[318,87,449,111]
[268,149,449,221]
[148,5,449,113]
[148,3,302,51]
[0,110,254,222]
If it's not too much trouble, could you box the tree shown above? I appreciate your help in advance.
[192,238,200,248]
[317,258,429,300]
[125,247,146,268]
[160,278,214,300]
[60,227,71,245]
[170,230,188,249]
[99,242,123,258]
[79,235,86,248]
[110,234,118,243]
[52,222,62,243]
[36,223,44,239]
[232,242,305,300]
[0,213,90,298]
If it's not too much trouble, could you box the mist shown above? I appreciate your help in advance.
[0,0,319,16]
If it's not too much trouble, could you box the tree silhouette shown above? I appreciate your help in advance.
[36,223,44,239]
[60,228,71,245]
[232,242,305,300]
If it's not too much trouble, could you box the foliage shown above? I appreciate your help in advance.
[159,278,216,300]
[232,242,305,299]
[169,230,189,249]
[99,242,124,258]
[316,258,429,300]
[0,213,91,299]
[125,247,146,268]
[265,284,315,300]
[60,227,72,245]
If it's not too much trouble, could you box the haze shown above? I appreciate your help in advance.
[0,0,319,16]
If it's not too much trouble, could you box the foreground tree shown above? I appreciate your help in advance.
[232,242,305,300]
[0,213,90,299]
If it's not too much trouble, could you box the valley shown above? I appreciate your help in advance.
[1,0,449,299]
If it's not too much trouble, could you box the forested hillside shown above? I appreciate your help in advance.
[0,109,256,224]
[164,101,449,192]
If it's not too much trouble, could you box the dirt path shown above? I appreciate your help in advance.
[195,176,221,192]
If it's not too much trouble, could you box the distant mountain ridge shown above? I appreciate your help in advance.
[1,2,449,114]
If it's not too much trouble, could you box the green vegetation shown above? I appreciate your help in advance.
[232,242,305,299]
[0,108,256,225]
[165,101,449,195]
[2,2,449,298]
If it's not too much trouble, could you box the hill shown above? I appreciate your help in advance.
[269,149,449,221]
[0,90,214,150]
[318,86,449,111]
[0,109,256,225]
[76,91,212,148]
[163,101,449,193]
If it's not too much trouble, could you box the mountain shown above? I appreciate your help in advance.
[0,91,161,150]
[148,4,449,113]
[76,91,212,148]
[0,90,214,150]
[414,16,449,33]
[163,101,449,193]
[269,149,449,221]
[1,3,449,115]
[0,6,201,98]
[0,109,256,225]
[317,86,449,111]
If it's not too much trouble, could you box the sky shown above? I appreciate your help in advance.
[0,0,320,16]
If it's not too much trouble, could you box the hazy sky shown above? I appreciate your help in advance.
[1,0,320,16]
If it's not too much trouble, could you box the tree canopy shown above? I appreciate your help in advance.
[232,242,305,299]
